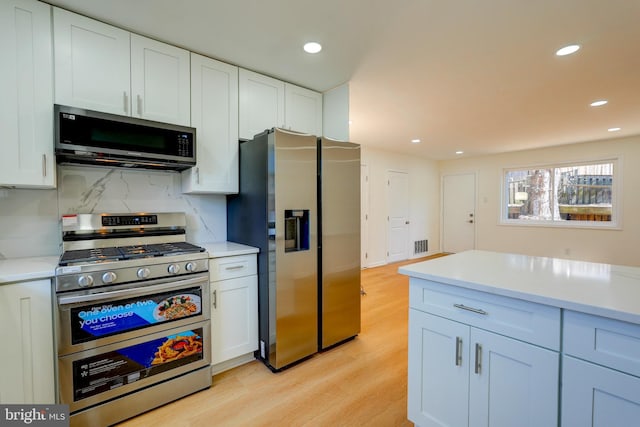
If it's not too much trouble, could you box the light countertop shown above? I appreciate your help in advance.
[399,250,640,325]
[0,256,59,284]
[0,242,259,284]
[200,241,259,258]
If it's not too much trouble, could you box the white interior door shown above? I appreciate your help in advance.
[442,173,476,253]
[361,164,370,268]
[387,170,409,263]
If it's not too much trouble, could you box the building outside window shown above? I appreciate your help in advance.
[503,160,618,227]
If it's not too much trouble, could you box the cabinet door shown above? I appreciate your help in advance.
[130,34,190,126]
[562,355,640,427]
[408,309,470,427]
[211,275,258,364]
[239,68,285,140]
[0,280,55,403]
[183,53,239,194]
[53,7,130,115]
[469,328,558,427]
[284,83,322,135]
[0,0,54,188]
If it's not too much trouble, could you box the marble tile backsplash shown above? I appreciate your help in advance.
[0,165,227,260]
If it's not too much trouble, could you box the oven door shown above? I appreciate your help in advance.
[56,273,210,356]
[58,321,211,414]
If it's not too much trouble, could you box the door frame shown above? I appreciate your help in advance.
[361,163,370,268]
[440,171,478,253]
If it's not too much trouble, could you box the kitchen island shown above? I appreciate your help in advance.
[399,250,640,427]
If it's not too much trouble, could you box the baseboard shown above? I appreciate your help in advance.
[211,353,256,376]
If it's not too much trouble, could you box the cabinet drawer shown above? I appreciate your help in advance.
[564,310,640,377]
[209,254,257,281]
[409,278,560,350]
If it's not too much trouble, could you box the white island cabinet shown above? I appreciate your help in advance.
[202,242,259,374]
[400,250,640,427]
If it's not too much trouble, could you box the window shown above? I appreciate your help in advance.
[502,159,618,227]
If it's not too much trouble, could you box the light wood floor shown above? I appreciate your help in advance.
[118,256,443,427]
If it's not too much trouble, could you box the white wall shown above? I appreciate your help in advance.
[361,146,440,267]
[439,135,640,267]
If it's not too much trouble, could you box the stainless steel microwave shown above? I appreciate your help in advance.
[54,105,196,171]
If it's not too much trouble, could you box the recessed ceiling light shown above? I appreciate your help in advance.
[556,44,580,56]
[303,42,322,54]
[455,150,464,155]
[608,127,621,132]
[590,100,608,107]
[411,139,421,144]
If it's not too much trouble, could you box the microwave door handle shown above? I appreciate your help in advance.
[57,275,207,307]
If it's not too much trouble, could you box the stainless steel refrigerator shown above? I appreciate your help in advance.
[227,128,360,371]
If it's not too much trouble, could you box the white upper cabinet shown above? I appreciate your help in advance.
[0,0,55,188]
[239,68,285,140]
[285,83,323,136]
[130,34,190,125]
[239,69,323,139]
[53,8,130,116]
[53,8,190,126]
[182,53,239,194]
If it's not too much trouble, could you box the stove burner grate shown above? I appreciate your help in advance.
[59,242,205,266]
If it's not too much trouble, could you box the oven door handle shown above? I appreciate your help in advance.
[57,275,208,306]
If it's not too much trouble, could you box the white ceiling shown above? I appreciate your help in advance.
[44,0,640,160]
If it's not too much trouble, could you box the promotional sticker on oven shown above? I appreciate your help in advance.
[70,287,202,344]
[72,328,204,401]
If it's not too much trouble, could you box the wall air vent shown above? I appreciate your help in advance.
[414,239,428,255]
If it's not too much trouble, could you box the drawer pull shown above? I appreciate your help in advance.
[453,303,488,316]
[455,336,463,366]
[224,265,245,271]
[213,290,217,309]
[474,343,482,374]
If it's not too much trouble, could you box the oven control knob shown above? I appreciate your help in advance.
[168,264,181,274]
[137,267,151,279]
[77,274,94,288]
[102,271,117,284]
[185,262,197,272]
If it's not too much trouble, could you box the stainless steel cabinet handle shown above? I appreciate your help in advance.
[474,343,482,374]
[137,95,142,115]
[195,167,200,184]
[213,289,217,309]
[225,265,244,271]
[453,303,488,316]
[455,337,462,366]
[42,154,46,177]
[123,91,128,114]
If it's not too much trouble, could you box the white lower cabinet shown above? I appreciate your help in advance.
[210,254,258,373]
[0,279,55,403]
[561,310,640,426]
[409,310,558,427]
[562,356,640,427]
[408,280,560,427]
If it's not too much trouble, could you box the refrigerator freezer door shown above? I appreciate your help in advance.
[270,129,318,369]
[319,138,361,349]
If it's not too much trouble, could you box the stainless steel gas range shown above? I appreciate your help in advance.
[54,212,211,427]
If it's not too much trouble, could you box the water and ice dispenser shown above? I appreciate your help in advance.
[284,209,310,252]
